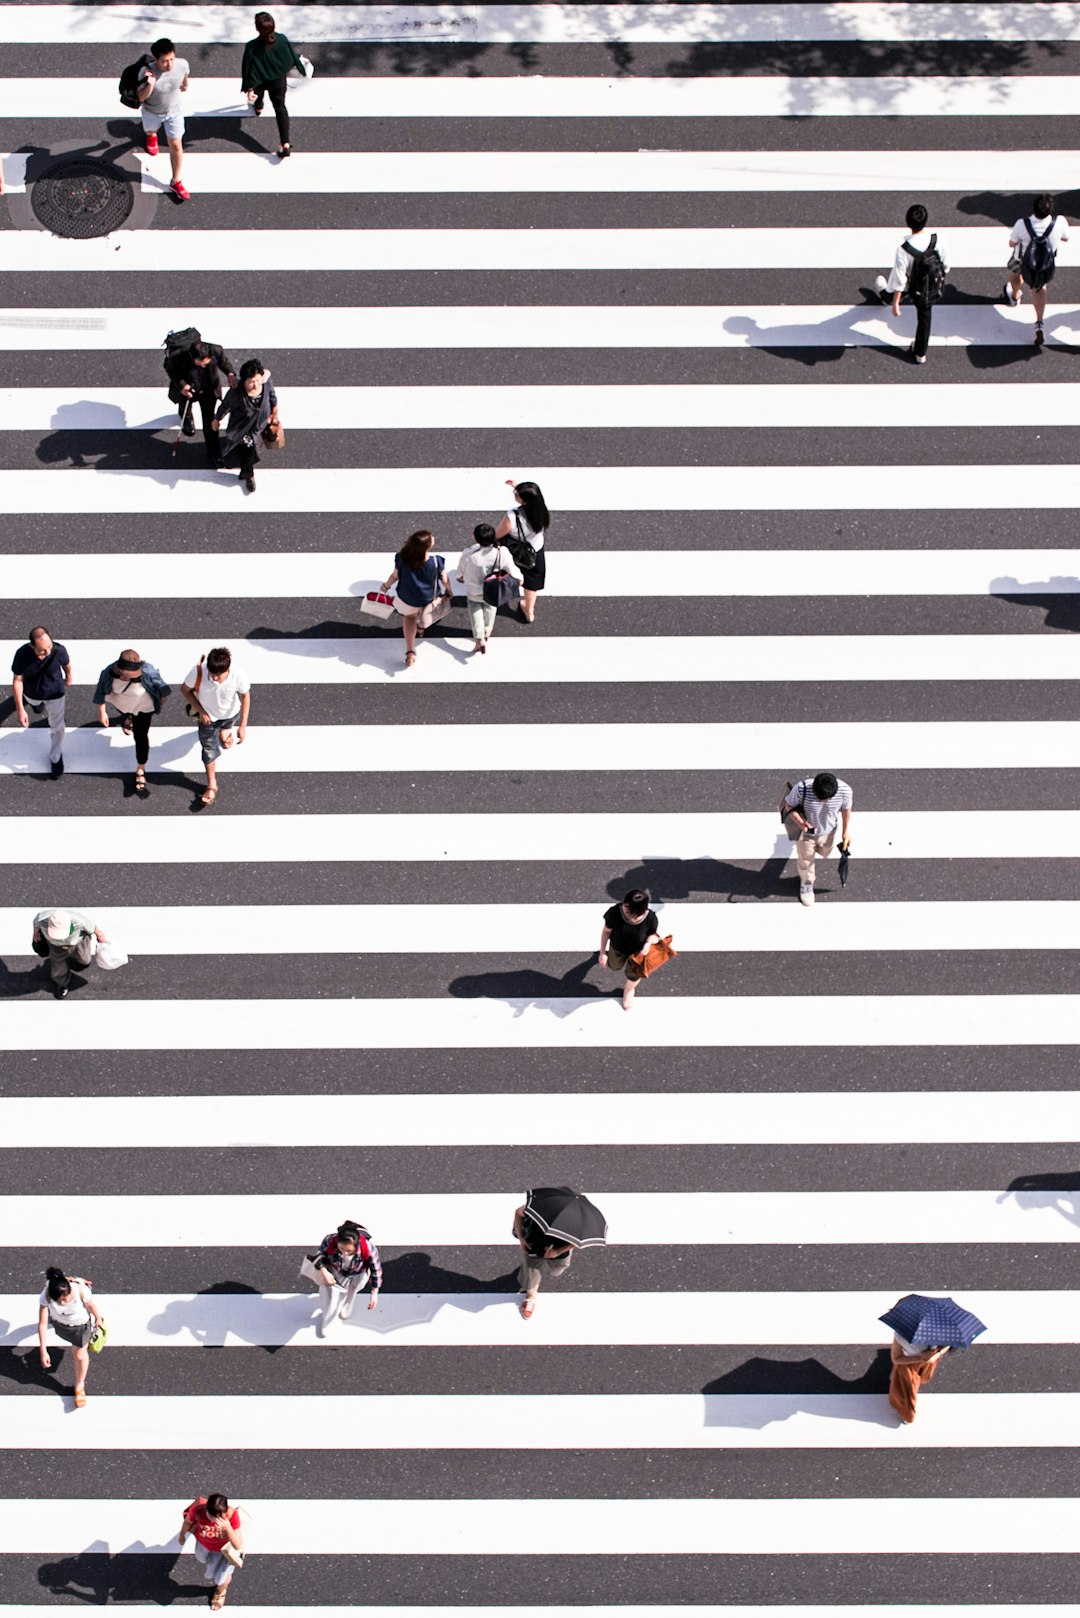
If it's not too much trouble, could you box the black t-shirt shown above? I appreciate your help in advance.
[12,641,69,701]
[604,904,658,957]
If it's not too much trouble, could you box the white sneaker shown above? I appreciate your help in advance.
[799,883,815,906]
[874,273,890,304]
[1003,281,1018,307]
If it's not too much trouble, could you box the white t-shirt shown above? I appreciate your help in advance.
[456,542,522,598]
[1010,213,1070,254]
[185,663,250,722]
[108,675,155,716]
[40,1282,90,1327]
[507,508,544,554]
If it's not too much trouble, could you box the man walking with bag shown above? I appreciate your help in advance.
[11,626,72,779]
[180,647,251,808]
[164,333,237,462]
[782,772,853,907]
[137,38,191,202]
[32,909,108,999]
[874,203,947,364]
[1005,193,1070,347]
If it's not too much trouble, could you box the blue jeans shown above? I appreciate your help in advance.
[197,712,240,765]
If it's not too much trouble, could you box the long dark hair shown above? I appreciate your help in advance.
[45,1266,71,1302]
[399,529,434,570]
[205,1493,230,1518]
[254,11,276,44]
[514,481,550,535]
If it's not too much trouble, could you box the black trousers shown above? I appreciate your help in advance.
[108,707,153,765]
[179,390,222,462]
[912,298,933,359]
[254,75,290,144]
[219,438,260,479]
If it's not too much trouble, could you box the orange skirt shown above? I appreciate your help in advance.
[888,1339,944,1424]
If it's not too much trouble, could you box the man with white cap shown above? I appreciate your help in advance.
[31,909,107,999]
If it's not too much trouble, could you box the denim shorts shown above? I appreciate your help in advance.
[141,106,186,140]
[197,713,240,764]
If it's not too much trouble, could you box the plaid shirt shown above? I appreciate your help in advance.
[317,1228,382,1291]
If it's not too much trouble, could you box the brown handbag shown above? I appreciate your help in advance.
[628,935,676,981]
[261,421,285,449]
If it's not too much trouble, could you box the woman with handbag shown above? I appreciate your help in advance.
[210,358,279,493]
[37,1267,104,1408]
[598,888,661,1012]
[493,478,550,624]
[308,1218,382,1336]
[381,529,452,668]
[456,521,522,653]
[177,1493,244,1610]
[92,649,171,798]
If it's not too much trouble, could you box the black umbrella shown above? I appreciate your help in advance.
[838,840,851,887]
[523,1186,608,1249]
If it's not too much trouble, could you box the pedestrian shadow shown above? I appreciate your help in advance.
[147,1280,300,1354]
[998,1171,1080,1228]
[0,1345,69,1395]
[246,618,474,673]
[105,115,270,158]
[606,851,793,903]
[380,1251,518,1300]
[38,1547,196,1604]
[722,308,914,366]
[957,189,1080,228]
[990,576,1080,631]
[35,408,183,472]
[702,1349,895,1429]
[0,958,50,999]
[448,954,613,1017]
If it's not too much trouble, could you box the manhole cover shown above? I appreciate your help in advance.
[31,158,133,239]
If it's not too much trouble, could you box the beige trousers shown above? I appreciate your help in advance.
[784,813,836,886]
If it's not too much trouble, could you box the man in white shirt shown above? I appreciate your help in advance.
[874,203,948,365]
[1005,193,1069,347]
[782,771,853,907]
[180,646,251,808]
[137,37,191,202]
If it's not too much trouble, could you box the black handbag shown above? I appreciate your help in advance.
[483,546,521,609]
[505,510,538,573]
[31,935,48,958]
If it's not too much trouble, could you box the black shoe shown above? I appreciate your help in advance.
[51,757,64,779]
[53,982,69,1000]
[244,474,256,493]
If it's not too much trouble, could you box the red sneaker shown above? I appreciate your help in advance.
[171,179,191,202]
[144,131,159,156]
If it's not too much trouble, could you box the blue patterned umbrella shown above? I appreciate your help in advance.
[880,1293,987,1350]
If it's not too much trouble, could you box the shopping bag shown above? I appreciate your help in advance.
[95,940,129,971]
[88,1318,108,1354]
[360,591,398,622]
[299,1255,325,1287]
[628,935,676,981]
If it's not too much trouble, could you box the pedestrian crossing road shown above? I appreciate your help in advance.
[2,0,1080,1612]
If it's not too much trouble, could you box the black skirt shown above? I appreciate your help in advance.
[520,546,546,593]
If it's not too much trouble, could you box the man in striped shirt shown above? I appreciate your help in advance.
[782,772,853,907]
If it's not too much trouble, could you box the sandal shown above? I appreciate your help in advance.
[405,651,416,667]
[210,1589,228,1611]
[521,1296,536,1319]
[278,142,291,157]
[122,714,134,735]
[73,1385,87,1408]
[134,766,148,796]
[201,786,218,806]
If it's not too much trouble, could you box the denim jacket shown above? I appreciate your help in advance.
[92,661,171,714]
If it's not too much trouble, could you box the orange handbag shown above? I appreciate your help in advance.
[628,935,677,980]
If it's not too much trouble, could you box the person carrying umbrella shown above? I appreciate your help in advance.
[880,1293,986,1424]
[512,1186,607,1320]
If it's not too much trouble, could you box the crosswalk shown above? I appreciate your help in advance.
[1,0,1078,1611]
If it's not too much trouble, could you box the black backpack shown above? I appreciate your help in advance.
[163,327,201,374]
[1021,216,1058,290]
[902,233,946,305]
[118,56,149,109]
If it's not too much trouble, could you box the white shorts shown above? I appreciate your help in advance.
[141,106,185,140]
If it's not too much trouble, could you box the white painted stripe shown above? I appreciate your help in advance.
[0,721,1075,778]
[6,1391,1080,1451]
[19,383,1080,432]
[4,994,1079,1054]
[31,635,1080,689]
[0,227,1035,275]
[2,304,1077,351]
[4,1091,1080,1149]
[2,1290,1068,1349]
[1,1189,1079,1247]
[4,549,1078,600]
[114,148,1080,196]
[0,466,1073,515]
[5,4,1080,46]
[7,1495,1080,1555]
[9,76,1080,118]
[6,810,1080,865]
[5,900,1080,959]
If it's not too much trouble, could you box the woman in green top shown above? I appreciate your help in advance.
[241,11,304,157]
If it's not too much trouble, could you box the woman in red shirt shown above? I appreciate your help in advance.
[177,1493,244,1610]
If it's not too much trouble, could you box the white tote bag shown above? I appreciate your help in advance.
[95,939,129,971]
[298,53,315,78]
